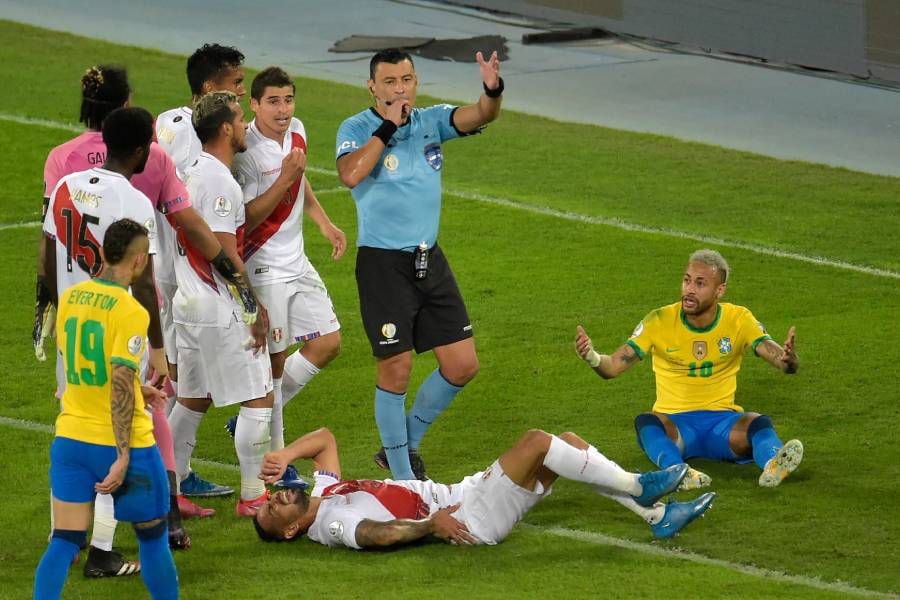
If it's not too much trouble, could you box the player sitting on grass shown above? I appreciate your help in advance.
[575,249,803,489]
[251,427,716,548]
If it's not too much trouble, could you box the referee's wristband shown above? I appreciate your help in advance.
[372,120,397,145]
[483,77,504,98]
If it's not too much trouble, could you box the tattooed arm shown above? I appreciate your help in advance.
[755,326,799,374]
[355,504,476,548]
[95,363,136,494]
[575,325,640,380]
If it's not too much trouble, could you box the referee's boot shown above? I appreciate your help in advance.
[374,447,429,481]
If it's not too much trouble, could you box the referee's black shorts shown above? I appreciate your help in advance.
[355,244,473,357]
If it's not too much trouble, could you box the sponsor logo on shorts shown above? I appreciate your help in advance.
[298,331,321,342]
[272,328,283,343]
[383,153,399,171]
[717,337,732,355]
[255,266,269,274]
[127,335,143,356]
[328,520,344,540]
[379,322,398,346]
[463,324,472,332]
[213,195,232,217]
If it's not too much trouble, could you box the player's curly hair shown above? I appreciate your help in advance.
[192,91,239,144]
[103,218,149,265]
[79,65,130,130]
[101,107,153,160]
[186,43,245,96]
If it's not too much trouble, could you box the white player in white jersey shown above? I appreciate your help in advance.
[155,43,246,411]
[167,91,279,518]
[252,427,718,547]
[42,109,161,395]
[232,67,346,487]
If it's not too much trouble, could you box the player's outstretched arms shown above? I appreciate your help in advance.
[756,326,799,374]
[259,427,340,484]
[575,325,640,379]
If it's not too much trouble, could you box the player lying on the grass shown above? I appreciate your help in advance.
[251,427,716,548]
[575,249,803,489]
[34,218,178,600]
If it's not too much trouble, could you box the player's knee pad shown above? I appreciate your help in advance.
[746,414,774,439]
[634,412,665,435]
[133,519,167,541]
[51,529,87,549]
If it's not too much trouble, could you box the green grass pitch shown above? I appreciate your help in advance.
[0,20,897,599]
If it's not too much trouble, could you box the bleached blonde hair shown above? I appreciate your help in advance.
[689,249,729,284]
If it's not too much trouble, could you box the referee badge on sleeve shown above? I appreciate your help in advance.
[424,143,443,171]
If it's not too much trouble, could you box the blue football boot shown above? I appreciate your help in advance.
[632,463,689,507]
[275,464,310,490]
[651,492,716,539]
[180,471,234,497]
[224,415,238,438]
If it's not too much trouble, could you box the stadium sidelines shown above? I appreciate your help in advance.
[1,414,894,600]
[1,111,898,281]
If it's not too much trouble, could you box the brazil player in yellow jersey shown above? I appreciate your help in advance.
[34,219,178,599]
[574,249,802,489]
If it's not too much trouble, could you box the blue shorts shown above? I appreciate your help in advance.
[665,410,752,464]
[49,437,169,523]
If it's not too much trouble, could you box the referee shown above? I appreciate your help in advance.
[336,48,503,480]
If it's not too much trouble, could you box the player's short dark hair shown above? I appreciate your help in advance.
[252,515,301,543]
[103,218,148,265]
[250,66,295,101]
[186,43,245,96]
[80,65,131,130]
[369,49,414,79]
[101,107,153,160]
[192,91,239,144]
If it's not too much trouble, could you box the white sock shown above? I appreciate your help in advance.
[168,402,204,486]
[90,493,117,551]
[601,490,666,524]
[282,352,319,406]
[165,380,179,417]
[235,406,272,500]
[543,436,641,495]
[270,378,285,451]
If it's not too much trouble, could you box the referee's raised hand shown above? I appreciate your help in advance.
[476,51,500,90]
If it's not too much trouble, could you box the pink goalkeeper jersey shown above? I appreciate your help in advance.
[43,131,191,285]
[233,118,310,284]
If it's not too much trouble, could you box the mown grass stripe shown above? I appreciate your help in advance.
[2,414,893,599]
[5,113,891,280]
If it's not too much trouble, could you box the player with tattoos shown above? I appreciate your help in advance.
[250,427,716,547]
[575,249,803,489]
[34,219,178,599]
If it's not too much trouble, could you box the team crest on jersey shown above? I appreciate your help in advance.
[717,337,732,355]
[127,335,143,356]
[272,328,283,343]
[424,143,443,171]
[383,153,399,171]
[630,322,644,339]
[213,196,232,217]
[692,341,707,360]
[173,115,183,123]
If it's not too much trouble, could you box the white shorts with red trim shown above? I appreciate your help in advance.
[256,268,340,354]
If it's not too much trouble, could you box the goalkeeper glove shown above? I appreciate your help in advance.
[33,276,55,361]
[210,250,258,325]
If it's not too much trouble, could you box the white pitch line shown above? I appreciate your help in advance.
[0,221,40,232]
[3,112,898,281]
[1,414,895,599]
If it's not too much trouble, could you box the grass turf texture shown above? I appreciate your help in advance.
[0,19,898,599]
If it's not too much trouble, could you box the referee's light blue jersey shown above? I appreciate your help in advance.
[336,105,466,250]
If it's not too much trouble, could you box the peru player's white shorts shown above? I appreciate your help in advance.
[456,460,552,545]
[256,269,340,354]
[175,316,273,407]
[158,281,178,365]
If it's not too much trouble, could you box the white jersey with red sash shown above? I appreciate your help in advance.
[234,117,310,284]
[307,473,466,549]
[43,168,158,295]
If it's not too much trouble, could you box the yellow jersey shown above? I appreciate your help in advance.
[55,278,155,448]
[625,302,771,413]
